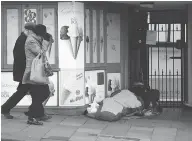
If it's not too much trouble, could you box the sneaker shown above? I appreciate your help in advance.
[2,112,14,119]
[27,118,43,125]
[36,114,52,121]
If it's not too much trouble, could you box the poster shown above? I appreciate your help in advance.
[58,2,84,69]
[107,73,121,97]
[59,70,85,106]
[1,72,58,106]
[92,10,97,63]
[85,9,91,63]
[24,9,37,24]
[146,30,157,45]
[85,70,105,104]
[100,10,104,63]
[106,13,120,63]
[7,9,19,65]
[43,8,56,64]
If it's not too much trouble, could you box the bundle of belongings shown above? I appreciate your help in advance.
[84,82,162,122]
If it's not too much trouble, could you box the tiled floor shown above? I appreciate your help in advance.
[1,108,192,141]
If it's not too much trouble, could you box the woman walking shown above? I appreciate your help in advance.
[22,24,50,125]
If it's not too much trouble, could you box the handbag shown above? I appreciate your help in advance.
[30,53,48,84]
[44,56,53,77]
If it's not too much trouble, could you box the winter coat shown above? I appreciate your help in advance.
[22,33,49,85]
[13,32,27,82]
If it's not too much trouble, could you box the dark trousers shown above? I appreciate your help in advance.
[27,84,49,118]
[1,83,31,113]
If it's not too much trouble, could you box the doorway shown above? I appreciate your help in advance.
[147,11,187,107]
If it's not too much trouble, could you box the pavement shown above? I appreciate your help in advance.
[1,108,192,141]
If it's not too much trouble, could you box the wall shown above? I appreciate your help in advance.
[187,4,192,106]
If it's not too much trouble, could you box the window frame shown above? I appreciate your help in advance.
[1,2,59,71]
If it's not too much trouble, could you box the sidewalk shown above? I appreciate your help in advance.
[1,110,192,141]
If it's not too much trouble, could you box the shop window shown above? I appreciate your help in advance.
[42,7,57,65]
[6,9,19,65]
[1,3,58,70]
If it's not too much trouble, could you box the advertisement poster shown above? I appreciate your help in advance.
[1,72,58,106]
[59,70,85,106]
[7,9,19,65]
[100,10,104,63]
[58,2,84,69]
[107,73,121,97]
[92,10,97,63]
[43,8,56,64]
[107,13,120,63]
[85,9,91,63]
[85,70,105,104]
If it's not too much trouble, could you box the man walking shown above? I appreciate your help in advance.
[1,22,36,119]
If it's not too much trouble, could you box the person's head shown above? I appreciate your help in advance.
[23,22,36,36]
[43,33,54,43]
[34,24,47,40]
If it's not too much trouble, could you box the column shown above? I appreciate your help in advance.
[58,2,85,107]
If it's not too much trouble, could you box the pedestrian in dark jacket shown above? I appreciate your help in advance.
[1,22,36,119]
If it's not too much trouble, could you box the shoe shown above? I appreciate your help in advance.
[24,111,29,116]
[2,112,14,119]
[36,114,52,121]
[27,118,43,125]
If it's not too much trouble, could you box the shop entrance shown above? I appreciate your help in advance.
[147,11,187,107]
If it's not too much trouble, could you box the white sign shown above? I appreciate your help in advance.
[59,69,85,106]
[146,30,157,45]
[107,73,121,97]
[1,72,58,106]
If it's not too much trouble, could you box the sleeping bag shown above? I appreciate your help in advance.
[86,89,144,121]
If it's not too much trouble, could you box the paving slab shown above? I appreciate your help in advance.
[175,129,189,141]
[96,136,140,141]
[43,126,78,139]
[60,117,87,126]
[153,127,177,137]
[2,121,29,133]
[126,119,154,128]
[127,126,153,139]
[101,123,130,137]
[151,135,175,141]
[69,131,98,141]
[81,122,107,130]
[2,132,39,141]
[171,121,188,129]
[41,139,66,141]
[21,125,52,138]
[77,127,102,134]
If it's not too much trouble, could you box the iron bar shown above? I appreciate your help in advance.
[158,24,160,92]
[173,24,175,107]
[177,70,179,107]
[162,69,164,105]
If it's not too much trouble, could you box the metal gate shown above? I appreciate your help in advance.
[147,11,186,107]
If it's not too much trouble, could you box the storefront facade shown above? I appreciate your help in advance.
[2,1,192,109]
[1,1,131,108]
